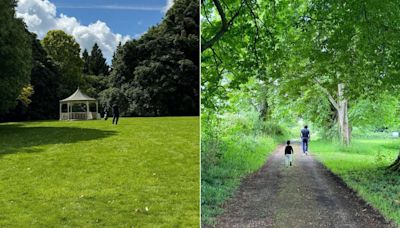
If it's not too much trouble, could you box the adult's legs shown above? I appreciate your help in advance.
[302,139,306,153]
[305,139,308,152]
[112,115,116,124]
[115,116,119,125]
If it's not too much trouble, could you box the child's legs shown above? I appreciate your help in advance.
[285,154,290,166]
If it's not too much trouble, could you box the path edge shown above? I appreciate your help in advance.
[312,154,397,227]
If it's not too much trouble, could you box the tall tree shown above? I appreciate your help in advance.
[279,0,400,144]
[82,49,90,74]
[80,44,109,100]
[88,43,109,76]
[28,32,63,119]
[102,0,199,116]
[0,0,32,114]
[41,30,83,97]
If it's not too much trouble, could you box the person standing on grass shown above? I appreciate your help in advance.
[301,125,310,155]
[284,140,294,167]
[104,107,108,120]
[112,104,120,125]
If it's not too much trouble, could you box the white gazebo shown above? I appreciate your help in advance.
[59,88,99,120]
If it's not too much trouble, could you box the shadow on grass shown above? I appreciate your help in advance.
[0,124,116,156]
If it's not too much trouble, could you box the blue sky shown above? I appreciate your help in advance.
[51,0,168,38]
[16,0,173,61]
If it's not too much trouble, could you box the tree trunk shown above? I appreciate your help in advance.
[314,80,351,145]
[337,83,350,145]
[259,100,269,121]
[387,152,400,172]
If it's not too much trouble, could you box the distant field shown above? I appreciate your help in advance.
[312,138,400,225]
[0,117,199,227]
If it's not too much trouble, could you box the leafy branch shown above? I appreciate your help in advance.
[201,0,245,52]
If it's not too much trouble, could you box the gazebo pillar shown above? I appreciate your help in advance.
[59,103,62,120]
[86,101,89,120]
[96,102,98,120]
[67,103,70,120]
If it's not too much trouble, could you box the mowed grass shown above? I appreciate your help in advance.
[311,138,400,225]
[0,117,199,227]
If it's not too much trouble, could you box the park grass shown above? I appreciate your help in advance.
[201,134,284,224]
[0,117,199,227]
[311,138,400,225]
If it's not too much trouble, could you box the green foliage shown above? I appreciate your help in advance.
[0,117,199,227]
[349,93,400,129]
[80,74,108,98]
[27,32,63,120]
[42,30,83,97]
[276,0,400,138]
[260,121,287,136]
[0,0,32,114]
[202,0,400,143]
[2,32,64,121]
[98,87,128,112]
[104,0,199,116]
[87,43,109,76]
[82,49,90,74]
[17,84,34,107]
[80,43,110,104]
[312,138,400,225]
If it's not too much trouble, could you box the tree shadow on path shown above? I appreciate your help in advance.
[0,124,117,157]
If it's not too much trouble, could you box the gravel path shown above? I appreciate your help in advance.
[213,143,395,228]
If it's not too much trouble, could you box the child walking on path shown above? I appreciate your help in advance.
[284,140,294,167]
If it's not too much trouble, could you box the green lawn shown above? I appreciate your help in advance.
[311,138,400,225]
[0,117,199,227]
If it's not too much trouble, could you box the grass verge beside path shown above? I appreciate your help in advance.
[201,134,285,224]
[0,117,199,227]
[311,139,400,225]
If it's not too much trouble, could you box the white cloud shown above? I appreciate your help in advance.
[16,0,131,62]
[57,5,163,11]
[163,0,174,13]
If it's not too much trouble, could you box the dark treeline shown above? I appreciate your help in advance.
[0,0,199,121]
[100,0,199,116]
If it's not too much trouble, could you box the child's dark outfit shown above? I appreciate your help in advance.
[284,145,294,166]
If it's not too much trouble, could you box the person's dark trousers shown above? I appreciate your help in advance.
[302,138,308,153]
[112,115,119,125]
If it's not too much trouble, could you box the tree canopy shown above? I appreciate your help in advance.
[0,0,32,114]
[41,30,83,97]
[202,0,400,141]
[101,0,199,116]
[85,43,109,76]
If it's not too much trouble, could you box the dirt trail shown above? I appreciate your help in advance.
[213,143,395,228]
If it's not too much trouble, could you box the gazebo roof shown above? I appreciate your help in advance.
[60,88,96,102]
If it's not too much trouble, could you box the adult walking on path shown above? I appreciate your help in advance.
[213,143,394,228]
[301,125,310,155]
[112,104,120,125]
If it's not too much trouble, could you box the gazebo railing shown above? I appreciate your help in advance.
[60,112,98,120]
